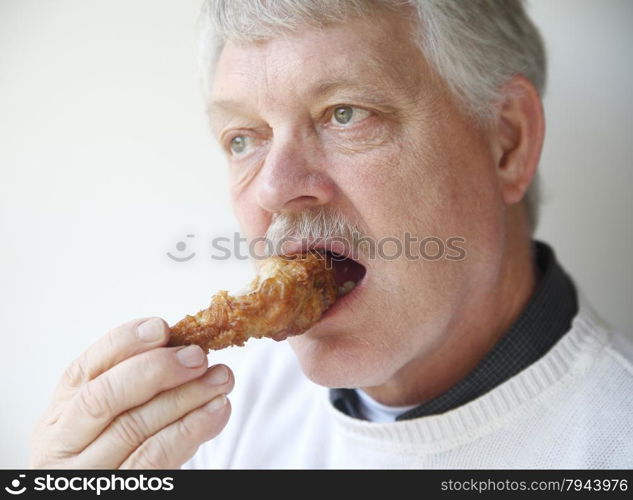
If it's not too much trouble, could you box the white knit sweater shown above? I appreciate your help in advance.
[185,294,633,468]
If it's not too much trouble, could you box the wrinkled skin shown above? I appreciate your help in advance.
[210,9,542,405]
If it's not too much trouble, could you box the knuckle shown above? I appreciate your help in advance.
[135,351,162,381]
[216,400,232,429]
[111,411,149,449]
[134,348,178,388]
[77,378,115,421]
[176,416,199,442]
[212,400,232,435]
[62,357,88,388]
[226,370,235,394]
[103,328,120,353]
[138,434,172,469]
[169,385,190,410]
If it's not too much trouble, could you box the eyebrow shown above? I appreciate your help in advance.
[311,79,392,100]
[210,79,392,108]
[208,77,400,131]
[207,101,256,135]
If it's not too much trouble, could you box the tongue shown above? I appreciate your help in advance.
[331,256,366,286]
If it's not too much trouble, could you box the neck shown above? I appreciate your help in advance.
[363,207,538,407]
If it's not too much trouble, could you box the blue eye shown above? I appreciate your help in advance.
[334,106,354,124]
[331,106,371,126]
[230,135,249,155]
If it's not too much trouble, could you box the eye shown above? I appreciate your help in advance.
[330,106,371,126]
[229,135,251,155]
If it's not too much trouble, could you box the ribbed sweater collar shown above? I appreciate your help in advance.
[328,297,609,448]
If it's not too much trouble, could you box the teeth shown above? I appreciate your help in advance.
[337,280,356,297]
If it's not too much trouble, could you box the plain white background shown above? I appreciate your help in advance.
[1,0,631,467]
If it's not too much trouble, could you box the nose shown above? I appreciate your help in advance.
[255,131,335,213]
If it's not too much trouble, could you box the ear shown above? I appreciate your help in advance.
[492,75,545,205]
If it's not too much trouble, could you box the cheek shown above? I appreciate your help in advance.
[326,141,407,223]
[436,141,504,247]
[392,118,503,238]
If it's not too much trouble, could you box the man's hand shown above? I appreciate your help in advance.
[29,317,233,469]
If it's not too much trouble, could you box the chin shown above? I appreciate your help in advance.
[288,331,398,389]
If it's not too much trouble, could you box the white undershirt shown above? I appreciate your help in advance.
[354,389,419,423]
[185,294,633,468]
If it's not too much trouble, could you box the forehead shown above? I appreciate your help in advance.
[209,11,429,116]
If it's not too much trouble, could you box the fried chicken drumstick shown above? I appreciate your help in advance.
[169,253,337,351]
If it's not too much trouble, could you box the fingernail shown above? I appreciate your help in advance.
[137,318,165,342]
[204,395,227,413]
[204,365,228,386]
[176,345,206,368]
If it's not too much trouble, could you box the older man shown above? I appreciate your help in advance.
[31,0,632,469]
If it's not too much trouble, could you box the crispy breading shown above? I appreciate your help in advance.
[169,253,337,351]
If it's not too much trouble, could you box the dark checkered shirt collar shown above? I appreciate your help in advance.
[330,240,578,421]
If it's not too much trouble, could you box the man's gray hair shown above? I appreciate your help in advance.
[197,0,546,233]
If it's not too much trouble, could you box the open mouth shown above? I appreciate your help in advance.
[325,251,367,298]
[279,240,368,300]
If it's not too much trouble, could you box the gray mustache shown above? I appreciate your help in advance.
[264,207,367,254]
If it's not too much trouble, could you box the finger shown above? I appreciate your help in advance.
[54,317,170,403]
[52,344,208,454]
[119,396,232,469]
[78,364,234,468]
